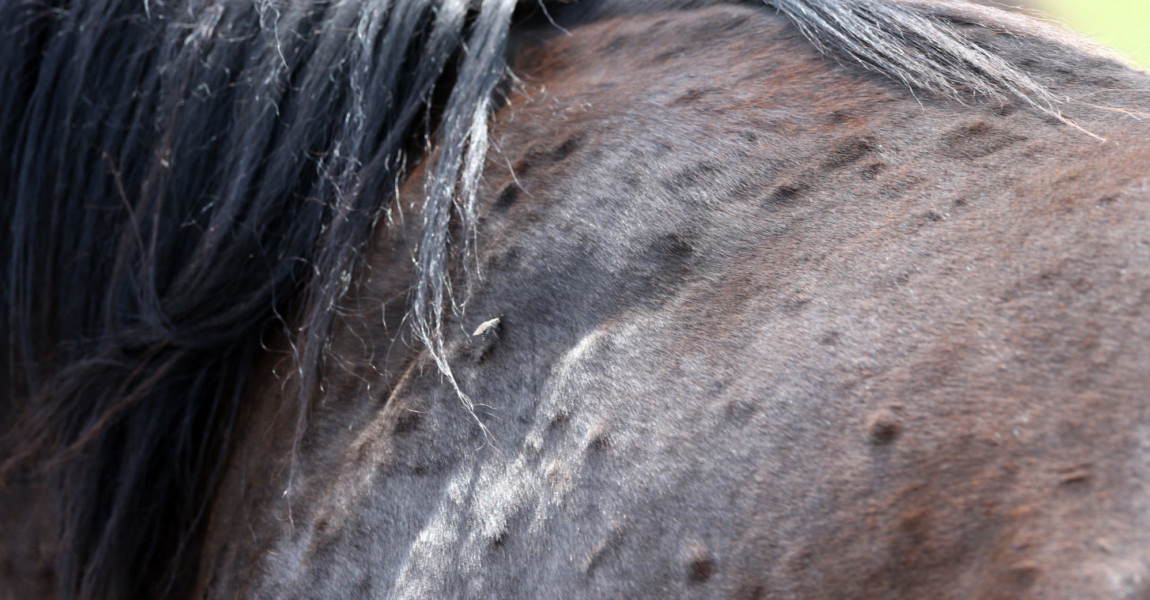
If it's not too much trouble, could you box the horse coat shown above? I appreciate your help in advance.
[2,1,1150,598]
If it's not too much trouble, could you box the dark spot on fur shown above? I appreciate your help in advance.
[824,136,875,169]
[1099,194,1117,205]
[829,110,851,125]
[623,231,696,308]
[512,156,531,178]
[552,134,581,162]
[495,184,519,211]
[589,430,611,452]
[1004,564,1041,594]
[819,331,841,346]
[651,48,681,64]
[725,397,756,423]
[895,272,911,286]
[653,140,675,158]
[652,232,694,261]
[736,584,767,600]
[1037,270,1059,287]
[673,87,718,106]
[687,543,715,583]
[353,440,374,466]
[783,295,811,313]
[942,121,1026,160]
[994,104,1018,117]
[667,162,721,190]
[675,88,706,105]
[895,509,930,558]
[315,517,332,535]
[487,246,523,272]
[491,529,508,548]
[953,198,968,208]
[924,210,943,222]
[968,121,992,135]
[549,410,569,431]
[516,136,577,174]
[764,182,806,207]
[394,412,421,435]
[861,162,885,180]
[867,410,902,445]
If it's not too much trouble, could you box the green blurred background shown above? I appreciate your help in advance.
[1038,0,1149,67]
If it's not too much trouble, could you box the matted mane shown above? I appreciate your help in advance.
[0,0,1092,598]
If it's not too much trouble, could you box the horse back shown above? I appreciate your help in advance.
[191,5,1150,599]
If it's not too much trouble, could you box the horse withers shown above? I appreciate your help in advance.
[2,1,1150,599]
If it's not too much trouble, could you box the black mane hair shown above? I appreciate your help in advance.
[1,0,516,596]
[0,0,1087,598]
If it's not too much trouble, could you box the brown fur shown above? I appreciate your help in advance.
[182,6,1150,599]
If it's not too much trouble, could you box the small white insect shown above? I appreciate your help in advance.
[472,317,501,337]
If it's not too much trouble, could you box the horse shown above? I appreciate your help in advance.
[2,0,1149,598]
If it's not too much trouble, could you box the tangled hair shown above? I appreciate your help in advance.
[0,0,1083,598]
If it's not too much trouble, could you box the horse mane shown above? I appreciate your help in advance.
[1,1,515,596]
[0,0,1096,598]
